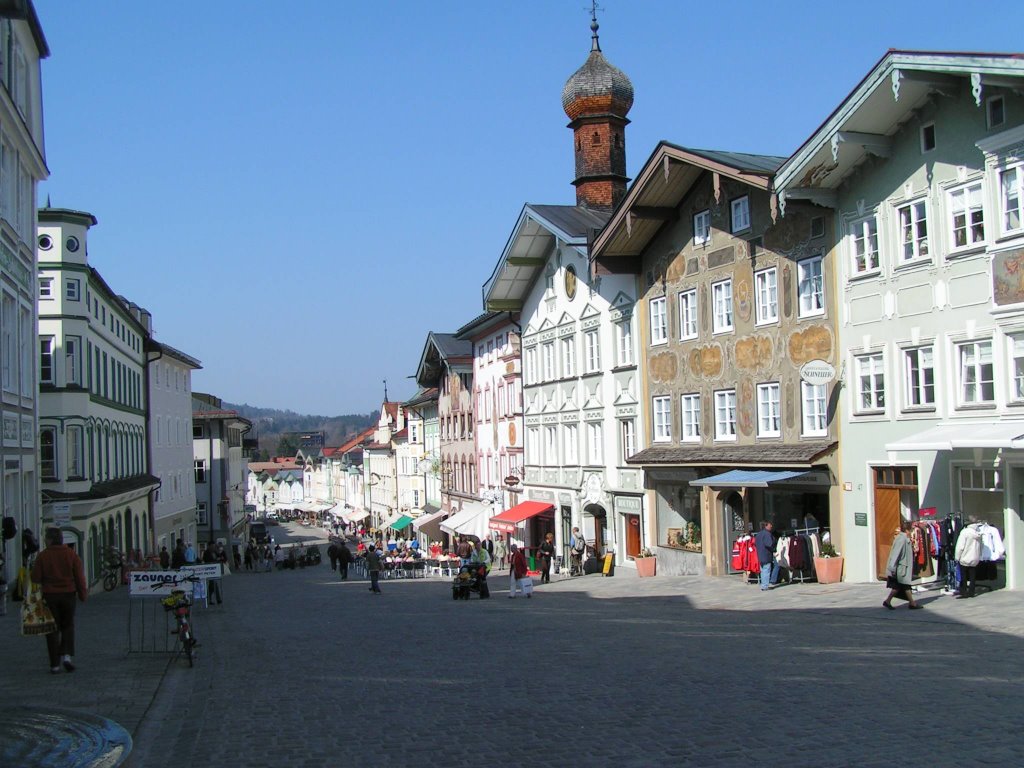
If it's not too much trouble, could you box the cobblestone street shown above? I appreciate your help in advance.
[2,527,1023,767]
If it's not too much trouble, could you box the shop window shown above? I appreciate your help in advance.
[656,483,702,552]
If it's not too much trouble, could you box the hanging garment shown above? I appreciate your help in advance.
[731,538,744,571]
[775,536,791,569]
[977,524,1006,561]
[808,533,821,560]
[788,536,806,570]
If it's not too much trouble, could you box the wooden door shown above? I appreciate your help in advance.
[625,514,640,558]
[594,515,605,556]
[874,487,901,579]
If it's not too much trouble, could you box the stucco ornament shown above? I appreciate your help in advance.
[648,350,679,383]
[738,378,755,436]
[734,335,775,372]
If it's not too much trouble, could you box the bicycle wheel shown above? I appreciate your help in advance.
[103,571,117,592]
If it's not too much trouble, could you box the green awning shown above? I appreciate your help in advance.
[382,511,413,530]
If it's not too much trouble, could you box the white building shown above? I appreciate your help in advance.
[147,340,201,555]
[0,4,48,583]
[38,208,157,584]
[363,401,400,531]
[192,393,251,546]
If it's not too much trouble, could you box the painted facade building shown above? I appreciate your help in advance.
[0,4,47,583]
[38,208,158,584]
[776,51,1024,588]
[147,340,201,554]
[405,387,444,544]
[593,143,841,576]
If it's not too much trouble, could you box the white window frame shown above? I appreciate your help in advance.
[947,180,986,253]
[850,215,880,276]
[561,336,575,378]
[854,352,886,414]
[39,277,53,300]
[1012,334,1024,403]
[67,425,83,479]
[65,336,81,387]
[542,341,555,382]
[797,255,825,318]
[678,288,698,340]
[999,164,1023,236]
[712,279,733,333]
[756,382,781,438]
[896,198,930,264]
[714,389,737,441]
[754,267,778,325]
[544,425,558,465]
[650,296,668,345]
[586,422,603,465]
[525,346,537,386]
[584,329,600,373]
[616,319,634,367]
[680,393,701,442]
[652,395,672,442]
[39,336,53,384]
[903,345,936,410]
[957,339,994,406]
[563,423,578,465]
[65,278,80,301]
[620,418,636,463]
[730,195,750,233]
[693,209,711,246]
[40,426,57,479]
[801,382,827,437]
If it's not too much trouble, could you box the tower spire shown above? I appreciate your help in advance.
[589,1,602,52]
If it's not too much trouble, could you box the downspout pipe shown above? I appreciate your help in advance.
[144,347,163,555]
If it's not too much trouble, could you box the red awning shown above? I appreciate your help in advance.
[488,501,554,533]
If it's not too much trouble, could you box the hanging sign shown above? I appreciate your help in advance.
[799,359,836,384]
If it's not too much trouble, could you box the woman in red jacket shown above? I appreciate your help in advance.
[30,527,88,674]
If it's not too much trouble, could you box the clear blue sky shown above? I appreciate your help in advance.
[35,0,1022,417]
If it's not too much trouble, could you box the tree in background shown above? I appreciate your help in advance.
[275,434,299,458]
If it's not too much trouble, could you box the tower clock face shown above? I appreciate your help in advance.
[564,264,578,300]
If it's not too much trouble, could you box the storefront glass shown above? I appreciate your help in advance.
[655,483,702,552]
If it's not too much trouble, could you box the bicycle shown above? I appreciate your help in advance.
[102,548,125,592]
[156,576,200,667]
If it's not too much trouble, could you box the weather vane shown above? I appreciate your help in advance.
[586,1,603,51]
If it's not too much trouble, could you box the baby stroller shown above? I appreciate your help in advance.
[451,563,490,600]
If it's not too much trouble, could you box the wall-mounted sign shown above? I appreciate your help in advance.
[854,512,868,527]
[800,359,836,384]
[564,265,578,300]
[52,503,71,526]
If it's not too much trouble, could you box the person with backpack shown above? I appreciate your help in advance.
[570,526,586,576]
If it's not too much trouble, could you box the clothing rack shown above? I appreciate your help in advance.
[784,526,821,584]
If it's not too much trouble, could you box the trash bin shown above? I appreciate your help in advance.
[528,555,536,571]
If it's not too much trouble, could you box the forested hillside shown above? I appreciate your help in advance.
[225,402,376,459]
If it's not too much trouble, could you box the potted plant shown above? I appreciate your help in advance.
[635,546,656,578]
[813,541,844,584]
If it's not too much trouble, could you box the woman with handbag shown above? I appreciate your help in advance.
[508,544,530,598]
[882,520,922,610]
[30,528,88,673]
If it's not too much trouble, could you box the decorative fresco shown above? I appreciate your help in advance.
[734,334,774,372]
[737,378,754,437]
[781,262,793,319]
[785,379,796,430]
[707,245,735,270]
[649,350,680,383]
[788,325,833,365]
[993,248,1024,307]
[764,209,811,254]
[688,344,724,379]
[735,271,752,324]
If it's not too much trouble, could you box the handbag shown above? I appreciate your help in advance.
[20,576,57,636]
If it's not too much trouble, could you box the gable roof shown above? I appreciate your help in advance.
[482,203,610,313]
[775,50,1024,203]
[592,141,784,268]
[415,332,473,387]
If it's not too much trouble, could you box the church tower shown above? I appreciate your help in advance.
[561,8,634,212]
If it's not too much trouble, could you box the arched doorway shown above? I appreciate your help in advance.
[583,504,607,558]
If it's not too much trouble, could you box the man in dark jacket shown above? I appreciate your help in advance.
[337,542,352,580]
[755,522,779,591]
[171,540,187,569]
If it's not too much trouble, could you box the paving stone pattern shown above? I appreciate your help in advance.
[2,524,1023,768]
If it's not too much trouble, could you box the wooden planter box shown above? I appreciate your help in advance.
[813,556,844,584]
[635,556,657,578]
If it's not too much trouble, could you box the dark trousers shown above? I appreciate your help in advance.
[339,563,349,580]
[208,578,222,604]
[960,565,977,597]
[541,556,552,583]
[43,592,77,667]
[369,570,381,592]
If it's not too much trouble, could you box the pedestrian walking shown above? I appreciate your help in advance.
[493,537,507,570]
[755,522,780,591]
[244,544,253,571]
[365,545,382,594]
[569,527,585,576]
[171,540,186,569]
[30,528,88,674]
[159,546,170,569]
[202,542,223,605]
[538,532,556,584]
[337,541,352,580]
[328,543,338,572]
[184,541,196,564]
[883,520,922,610]
[954,523,983,599]
[231,543,241,571]
[508,544,530,598]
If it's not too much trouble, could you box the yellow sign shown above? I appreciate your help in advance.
[602,553,614,576]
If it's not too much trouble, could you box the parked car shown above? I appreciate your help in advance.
[249,521,269,544]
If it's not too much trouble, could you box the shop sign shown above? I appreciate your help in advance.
[52,503,71,526]
[614,496,642,514]
[800,359,836,384]
[854,512,868,527]
[771,471,832,488]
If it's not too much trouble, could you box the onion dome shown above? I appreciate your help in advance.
[561,16,634,121]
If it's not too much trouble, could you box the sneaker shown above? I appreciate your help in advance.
[62,656,75,672]
[50,666,61,674]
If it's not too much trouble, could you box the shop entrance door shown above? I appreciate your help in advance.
[624,514,640,558]
[722,492,746,575]
[593,514,606,557]
[873,466,918,579]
